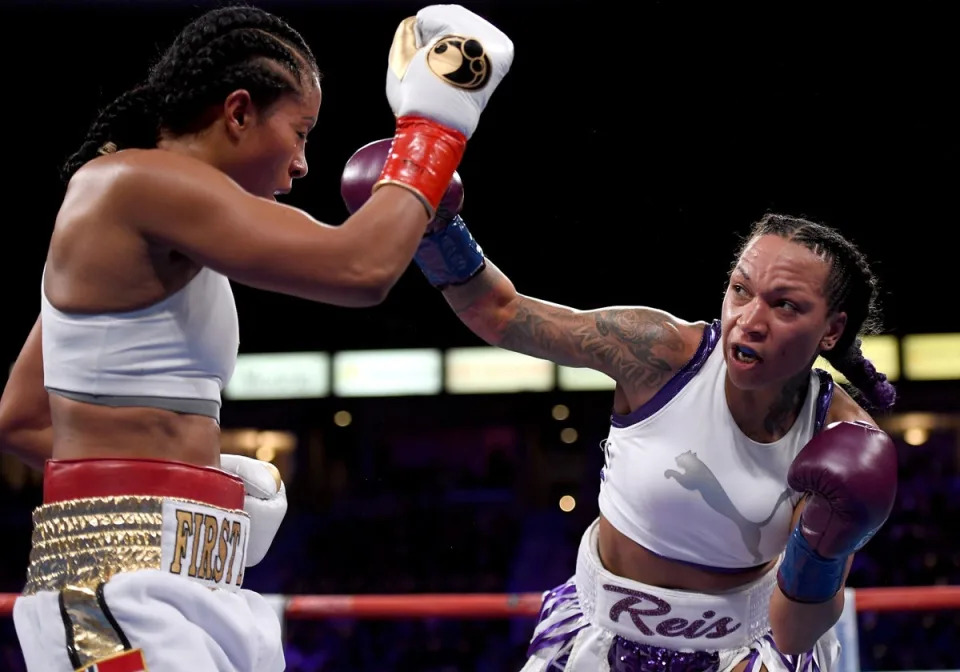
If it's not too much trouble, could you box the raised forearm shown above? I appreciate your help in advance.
[420,220,688,385]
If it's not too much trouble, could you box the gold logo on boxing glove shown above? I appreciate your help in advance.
[426,35,490,90]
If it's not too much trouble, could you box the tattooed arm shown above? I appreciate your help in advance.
[440,260,702,395]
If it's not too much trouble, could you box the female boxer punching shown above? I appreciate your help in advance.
[342,140,898,672]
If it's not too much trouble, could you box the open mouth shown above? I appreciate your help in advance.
[732,344,762,365]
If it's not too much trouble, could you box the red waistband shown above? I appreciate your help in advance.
[43,458,245,510]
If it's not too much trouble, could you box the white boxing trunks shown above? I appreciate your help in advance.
[12,458,285,672]
[521,517,840,672]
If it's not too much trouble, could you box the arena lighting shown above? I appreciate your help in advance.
[557,365,617,390]
[217,430,297,479]
[225,352,329,399]
[221,429,296,457]
[72,333,960,404]
[333,349,442,397]
[446,347,555,393]
[814,334,900,383]
[875,411,960,445]
[902,333,960,380]
[903,427,929,446]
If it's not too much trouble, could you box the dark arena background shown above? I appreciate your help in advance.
[0,1,957,670]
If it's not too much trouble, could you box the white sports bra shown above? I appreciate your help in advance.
[40,266,240,422]
[597,320,833,570]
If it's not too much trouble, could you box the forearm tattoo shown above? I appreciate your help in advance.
[499,300,685,391]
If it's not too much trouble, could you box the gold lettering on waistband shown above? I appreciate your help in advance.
[188,511,204,577]
[167,507,246,586]
[226,520,242,585]
[198,514,218,580]
[169,509,193,576]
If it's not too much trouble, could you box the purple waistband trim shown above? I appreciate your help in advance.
[607,635,721,672]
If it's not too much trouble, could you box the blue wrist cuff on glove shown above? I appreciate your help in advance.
[776,524,847,603]
[414,215,486,289]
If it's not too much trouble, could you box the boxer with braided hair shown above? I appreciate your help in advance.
[60,5,320,183]
[0,4,513,671]
[343,157,897,671]
[738,214,896,412]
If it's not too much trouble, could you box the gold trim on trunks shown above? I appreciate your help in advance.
[23,495,244,596]
[24,496,165,596]
[61,583,128,668]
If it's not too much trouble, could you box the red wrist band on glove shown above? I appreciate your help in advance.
[374,116,466,218]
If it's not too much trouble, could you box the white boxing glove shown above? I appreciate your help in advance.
[386,4,514,139]
[219,454,287,567]
[375,5,513,217]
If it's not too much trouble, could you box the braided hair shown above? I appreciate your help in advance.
[61,5,319,183]
[734,213,897,411]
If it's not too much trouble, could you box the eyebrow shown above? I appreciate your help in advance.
[734,266,810,295]
[771,285,809,296]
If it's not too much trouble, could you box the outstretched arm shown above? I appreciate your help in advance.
[337,145,702,395]
[439,259,695,392]
[0,316,53,471]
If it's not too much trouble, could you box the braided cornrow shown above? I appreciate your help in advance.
[735,213,897,411]
[61,85,161,177]
[61,5,318,183]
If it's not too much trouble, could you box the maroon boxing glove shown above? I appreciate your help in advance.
[341,138,463,229]
[341,138,479,289]
[777,420,898,602]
